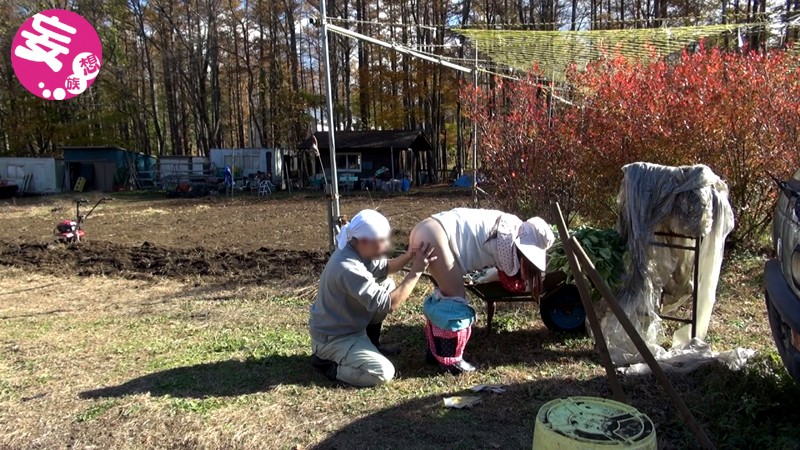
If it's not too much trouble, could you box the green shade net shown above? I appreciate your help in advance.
[457,25,745,80]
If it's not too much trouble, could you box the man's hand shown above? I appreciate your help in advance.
[389,242,437,312]
[410,242,437,274]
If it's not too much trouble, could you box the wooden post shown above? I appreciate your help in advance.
[550,203,627,403]
[390,146,395,179]
[570,237,716,450]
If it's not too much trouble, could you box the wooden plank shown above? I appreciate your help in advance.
[570,237,716,450]
[550,203,627,403]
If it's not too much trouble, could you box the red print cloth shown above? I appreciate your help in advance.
[498,270,527,294]
[425,319,472,366]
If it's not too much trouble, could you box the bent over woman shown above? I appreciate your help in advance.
[409,208,554,374]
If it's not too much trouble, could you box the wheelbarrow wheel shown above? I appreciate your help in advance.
[540,284,586,333]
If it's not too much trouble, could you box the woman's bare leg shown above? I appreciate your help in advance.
[410,219,466,298]
[412,218,477,374]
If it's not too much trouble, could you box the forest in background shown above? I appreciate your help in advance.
[0,0,797,175]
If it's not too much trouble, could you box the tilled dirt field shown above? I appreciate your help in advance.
[0,240,327,283]
[0,190,468,282]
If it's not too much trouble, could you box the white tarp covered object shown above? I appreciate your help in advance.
[620,339,755,375]
[605,162,736,365]
[0,157,59,194]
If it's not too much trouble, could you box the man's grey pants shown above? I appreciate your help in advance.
[311,331,395,387]
[311,278,396,387]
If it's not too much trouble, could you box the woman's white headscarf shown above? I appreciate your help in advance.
[336,209,391,250]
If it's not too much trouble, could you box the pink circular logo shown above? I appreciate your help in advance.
[10,9,102,101]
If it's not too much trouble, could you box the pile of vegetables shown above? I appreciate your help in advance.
[547,227,627,297]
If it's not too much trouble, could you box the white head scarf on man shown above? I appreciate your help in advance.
[336,209,392,250]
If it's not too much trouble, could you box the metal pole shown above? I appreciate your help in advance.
[320,1,341,251]
[326,24,473,74]
[472,51,478,208]
[691,236,701,338]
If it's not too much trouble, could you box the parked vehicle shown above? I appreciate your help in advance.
[764,171,800,384]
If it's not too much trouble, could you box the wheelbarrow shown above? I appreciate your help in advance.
[466,271,586,334]
[397,245,586,335]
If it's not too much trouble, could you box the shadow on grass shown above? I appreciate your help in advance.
[78,322,592,401]
[312,376,602,450]
[381,322,596,380]
[80,354,320,399]
[0,281,64,297]
[313,356,800,449]
[0,308,71,320]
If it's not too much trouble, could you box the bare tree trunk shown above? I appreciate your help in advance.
[356,0,370,128]
[131,0,165,155]
[208,4,222,150]
[571,0,578,29]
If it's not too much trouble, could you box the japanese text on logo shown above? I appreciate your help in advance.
[11,9,102,101]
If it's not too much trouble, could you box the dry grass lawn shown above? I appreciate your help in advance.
[0,193,799,449]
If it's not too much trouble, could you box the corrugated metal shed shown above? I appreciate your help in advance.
[0,157,60,194]
[296,130,433,183]
[61,145,157,191]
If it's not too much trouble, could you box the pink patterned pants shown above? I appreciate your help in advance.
[425,319,472,366]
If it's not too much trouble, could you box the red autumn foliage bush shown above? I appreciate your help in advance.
[463,77,582,222]
[466,47,800,244]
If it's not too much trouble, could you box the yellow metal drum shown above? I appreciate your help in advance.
[533,396,657,449]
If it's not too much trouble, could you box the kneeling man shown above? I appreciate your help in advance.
[309,209,435,387]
